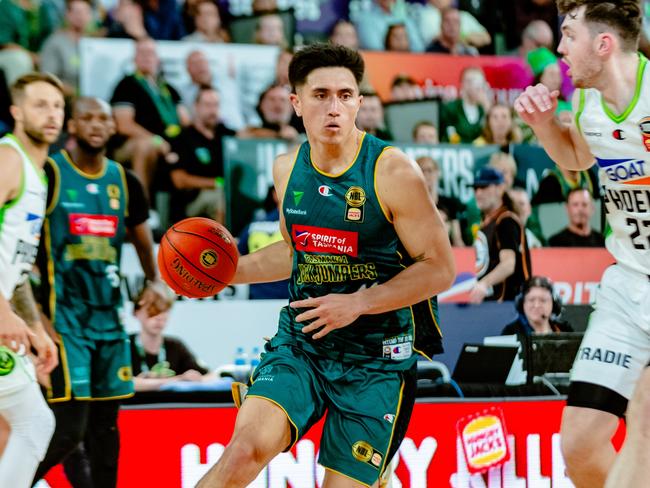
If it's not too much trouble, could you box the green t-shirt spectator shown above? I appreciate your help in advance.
[0,0,56,52]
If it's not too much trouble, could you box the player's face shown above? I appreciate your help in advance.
[292,67,361,144]
[523,287,553,325]
[12,81,65,145]
[70,100,115,150]
[557,7,603,88]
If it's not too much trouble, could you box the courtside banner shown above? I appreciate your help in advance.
[442,247,613,305]
[43,399,627,487]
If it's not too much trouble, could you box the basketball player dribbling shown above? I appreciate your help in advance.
[197,43,455,487]
[514,2,650,487]
[0,72,64,487]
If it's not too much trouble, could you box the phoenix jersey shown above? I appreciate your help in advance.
[275,132,442,371]
[575,54,650,275]
[40,151,129,340]
[0,134,47,300]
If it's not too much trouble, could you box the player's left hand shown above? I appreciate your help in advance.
[291,293,363,340]
[139,280,175,316]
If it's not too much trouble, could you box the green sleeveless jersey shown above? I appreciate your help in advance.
[274,133,442,371]
[41,151,129,340]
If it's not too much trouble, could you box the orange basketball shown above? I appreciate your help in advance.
[158,217,239,298]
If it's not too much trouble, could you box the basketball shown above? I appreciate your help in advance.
[158,217,239,298]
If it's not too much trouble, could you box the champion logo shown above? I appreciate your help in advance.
[612,129,625,140]
[318,185,333,197]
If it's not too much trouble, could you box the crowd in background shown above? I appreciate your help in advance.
[0,0,633,279]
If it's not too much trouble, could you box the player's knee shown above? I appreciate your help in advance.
[28,400,56,460]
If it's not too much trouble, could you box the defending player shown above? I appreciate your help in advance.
[197,43,455,487]
[32,97,170,487]
[0,72,64,487]
[514,1,650,486]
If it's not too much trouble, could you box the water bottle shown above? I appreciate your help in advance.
[250,347,261,368]
[234,347,248,366]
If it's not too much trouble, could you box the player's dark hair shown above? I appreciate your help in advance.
[556,0,641,51]
[288,43,364,93]
[10,72,64,104]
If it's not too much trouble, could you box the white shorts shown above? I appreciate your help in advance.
[0,347,37,402]
[568,264,650,416]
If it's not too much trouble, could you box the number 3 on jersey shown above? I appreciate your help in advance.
[627,218,650,250]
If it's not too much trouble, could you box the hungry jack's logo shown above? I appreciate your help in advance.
[456,407,510,474]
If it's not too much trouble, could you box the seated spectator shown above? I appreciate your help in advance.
[40,0,95,98]
[169,86,237,224]
[501,276,573,340]
[509,19,554,58]
[110,37,190,199]
[548,188,605,247]
[139,0,185,40]
[180,50,245,130]
[528,46,563,96]
[417,0,491,50]
[416,156,464,246]
[104,0,148,40]
[182,0,229,43]
[329,19,359,50]
[390,74,423,101]
[412,120,439,144]
[244,83,302,142]
[253,13,287,47]
[488,151,518,189]
[274,48,293,88]
[470,167,531,303]
[506,0,558,54]
[356,92,392,141]
[385,23,411,52]
[129,290,214,392]
[509,186,543,248]
[354,0,424,52]
[426,7,479,55]
[0,0,56,84]
[237,186,289,300]
[474,104,522,150]
[531,164,599,205]
[439,67,489,143]
[252,0,277,14]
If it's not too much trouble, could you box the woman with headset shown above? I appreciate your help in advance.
[501,276,573,340]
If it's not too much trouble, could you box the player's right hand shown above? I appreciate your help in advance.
[0,310,33,353]
[514,84,560,127]
[31,323,59,374]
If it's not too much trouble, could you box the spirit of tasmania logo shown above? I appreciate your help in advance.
[69,214,118,237]
[292,225,358,257]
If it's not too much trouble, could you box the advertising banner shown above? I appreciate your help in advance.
[443,247,613,305]
[361,52,532,104]
[42,400,626,487]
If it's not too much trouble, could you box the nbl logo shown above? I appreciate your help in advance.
[199,249,218,268]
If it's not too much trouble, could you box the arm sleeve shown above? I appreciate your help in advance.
[495,216,521,252]
[125,169,150,227]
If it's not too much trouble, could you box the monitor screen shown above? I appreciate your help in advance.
[528,332,584,379]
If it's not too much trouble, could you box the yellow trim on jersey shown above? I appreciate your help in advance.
[115,162,130,219]
[44,219,57,324]
[47,333,72,403]
[321,466,372,487]
[310,132,366,178]
[373,146,394,223]
[90,392,135,401]
[61,150,108,179]
[379,375,405,477]
[280,146,302,213]
[45,157,61,215]
[246,394,300,450]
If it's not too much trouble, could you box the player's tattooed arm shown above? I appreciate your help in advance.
[10,280,41,329]
[411,253,430,263]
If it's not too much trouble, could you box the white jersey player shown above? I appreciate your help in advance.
[0,73,64,487]
[515,2,650,487]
